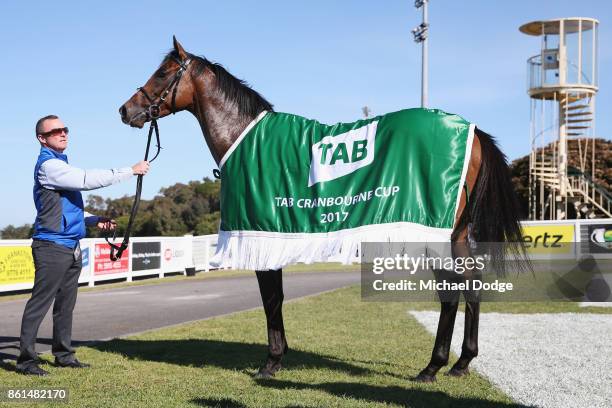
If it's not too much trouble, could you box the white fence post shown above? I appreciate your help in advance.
[204,236,210,272]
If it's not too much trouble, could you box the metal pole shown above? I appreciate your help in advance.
[421,1,428,107]
[412,1,429,107]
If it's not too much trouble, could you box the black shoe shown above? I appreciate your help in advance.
[55,359,91,368]
[16,364,49,376]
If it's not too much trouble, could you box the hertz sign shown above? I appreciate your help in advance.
[521,224,576,255]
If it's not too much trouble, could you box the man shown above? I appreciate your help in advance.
[16,114,150,376]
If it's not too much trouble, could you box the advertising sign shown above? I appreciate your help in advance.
[162,239,190,273]
[79,246,91,280]
[521,224,575,255]
[132,241,161,271]
[584,223,612,255]
[94,243,129,275]
[82,247,90,268]
[0,246,35,285]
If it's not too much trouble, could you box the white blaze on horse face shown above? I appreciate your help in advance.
[308,121,378,187]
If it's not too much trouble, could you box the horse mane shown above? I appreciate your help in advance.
[164,50,274,118]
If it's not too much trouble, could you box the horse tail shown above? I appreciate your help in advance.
[455,127,528,274]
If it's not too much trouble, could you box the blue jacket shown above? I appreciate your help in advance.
[33,147,85,248]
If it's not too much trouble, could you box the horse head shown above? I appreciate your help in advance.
[119,37,194,128]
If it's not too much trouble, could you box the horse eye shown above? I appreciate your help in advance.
[156,71,167,79]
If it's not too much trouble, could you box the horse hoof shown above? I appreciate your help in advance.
[254,357,282,379]
[446,367,470,377]
[413,371,436,383]
[253,369,275,379]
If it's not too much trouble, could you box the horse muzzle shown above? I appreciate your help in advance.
[119,104,148,128]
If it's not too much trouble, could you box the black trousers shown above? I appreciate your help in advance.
[17,240,82,368]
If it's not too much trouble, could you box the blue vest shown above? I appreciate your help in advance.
[33,147,85,248]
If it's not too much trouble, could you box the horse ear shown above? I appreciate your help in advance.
[173,35,187,60]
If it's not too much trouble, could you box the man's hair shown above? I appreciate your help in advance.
[35,115,59,136]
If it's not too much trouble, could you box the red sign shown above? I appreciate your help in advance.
[164,248,173,261]
[94,243,129,275]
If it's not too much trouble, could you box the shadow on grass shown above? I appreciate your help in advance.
[90,338,371,376]
[0,336,92,369]
[255,379,534,408]
[190,397,247,408]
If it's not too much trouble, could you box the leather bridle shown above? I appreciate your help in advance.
[106,55,192,261]
[137,56,192,121]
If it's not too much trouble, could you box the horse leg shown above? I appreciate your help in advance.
[448,295,480,376]
[416,133,482,382]
[448,256,481,377]
[254,268,288,378]
[415,270,461,382]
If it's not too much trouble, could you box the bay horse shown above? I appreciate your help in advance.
[119,38,525,382]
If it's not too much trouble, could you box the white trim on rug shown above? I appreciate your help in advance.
[219,110,269,169]
[211,221,453,270]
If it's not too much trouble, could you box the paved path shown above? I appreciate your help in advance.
[0,271,359,360]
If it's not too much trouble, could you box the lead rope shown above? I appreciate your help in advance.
[105,119,161,261]
[104,56,190,261]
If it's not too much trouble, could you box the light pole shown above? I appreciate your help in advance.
[412,0,429,108]
[362,106,371,119]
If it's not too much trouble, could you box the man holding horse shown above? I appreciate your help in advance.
[16,114,150,376]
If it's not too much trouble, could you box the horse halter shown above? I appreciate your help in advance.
[105,55,192,261]
[137,55,192,120]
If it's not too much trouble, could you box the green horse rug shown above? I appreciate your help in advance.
[211,108,475,270]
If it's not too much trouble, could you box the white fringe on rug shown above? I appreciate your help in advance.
[210,222,453,271]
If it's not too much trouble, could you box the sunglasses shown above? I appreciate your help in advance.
[39,127,69,137]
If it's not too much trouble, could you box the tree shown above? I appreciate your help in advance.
[83,177,222,237]
[194,212,221,235]
[1,224,33,239]
[2,178,221,239]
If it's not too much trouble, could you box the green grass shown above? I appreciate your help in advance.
[406,300,612,314]
[0,286,528,408]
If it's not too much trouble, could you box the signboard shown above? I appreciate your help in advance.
[94,243,129,275]
[132,241,161,271]
[584,223,612,255]
[162,239,190,273]
[79,245,91,280]
[82,247,90,268]
[521,224,575,255]
[0,246,35,285]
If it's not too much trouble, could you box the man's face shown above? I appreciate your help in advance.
[37,118,69,153]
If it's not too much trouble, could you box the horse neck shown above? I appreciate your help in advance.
[189,71,255,165]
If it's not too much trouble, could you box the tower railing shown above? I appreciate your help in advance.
[567,167,612,218]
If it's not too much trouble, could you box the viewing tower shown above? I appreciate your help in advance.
[520,18,610,219]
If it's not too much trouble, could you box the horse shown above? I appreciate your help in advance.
[119,37,525,382]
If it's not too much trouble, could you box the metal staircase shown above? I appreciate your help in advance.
[529,89,612,220]
[530,148,612,219]
[561,92,611,218]
[522,17,606,220]
[567,168,612,218]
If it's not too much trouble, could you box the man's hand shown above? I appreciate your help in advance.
[132,160,150,175]
[96,217,116,231]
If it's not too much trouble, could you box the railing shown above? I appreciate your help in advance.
[2,221,612,295]
[0,235,216,293]
[527,54,543,91]
[527,54,597,91]
[568,172,612,217]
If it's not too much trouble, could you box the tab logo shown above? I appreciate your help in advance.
[308,121,378,187]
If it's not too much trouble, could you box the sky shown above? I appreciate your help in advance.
[0,0,610,230]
